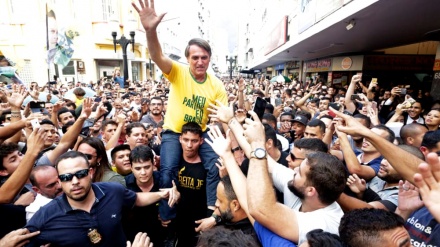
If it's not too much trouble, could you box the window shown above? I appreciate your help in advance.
[62,61,75,75]
[102,0,119,22]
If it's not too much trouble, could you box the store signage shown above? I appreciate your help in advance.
[341,57,352,70]
[363,55,434,71]
[264,16,288,55]
[433,59,440,71]
[306,58,332,72]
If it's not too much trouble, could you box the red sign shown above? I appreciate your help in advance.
[264,16,288,55]
[306,59,332,72]
[434,59,440,71]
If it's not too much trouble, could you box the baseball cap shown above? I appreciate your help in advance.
[291,115,308,126]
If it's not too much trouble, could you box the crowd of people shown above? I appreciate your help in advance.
[1,0,440,246]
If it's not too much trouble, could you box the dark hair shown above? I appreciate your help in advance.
[111,144,131,161]
[421,130,440,150]
[339,208,406,247]
[181,122,203,137]
[150,96,163,103]
[126,122,146,136]
[65,102,76,110]
[265,103,274,114]
[130,145,154,164]
[262,113,277,126]
[372,124,395,143]
[54,151,89,172]
[73,87,86,97]
[307,119,326,134]
[57,107,74,122]
[263,124,277,144]
[220,175,237,202]
[280,112,293,120]
[77,137,111,182]
[284,89,292,97]
[197,226,259,247]
[305,152,346,205]
[101,119,118,131]
[306,229,345,247]
[184,38,212,58]
[294,138,328,153]
[353,114,371,128]
[40,118,55,126]
[0,143,19,172]
[296,110,312,121]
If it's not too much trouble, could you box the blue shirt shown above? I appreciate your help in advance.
[26,182,137,247]
[254,221,297,247]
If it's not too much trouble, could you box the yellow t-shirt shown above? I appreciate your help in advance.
[163,62,227,133]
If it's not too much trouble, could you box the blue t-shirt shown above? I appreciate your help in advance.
[405,206,440,246]
[354,150,382,175]
[26,182,137,247]
[254,221,297,247]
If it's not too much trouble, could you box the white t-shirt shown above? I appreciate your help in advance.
[271,163,344,244]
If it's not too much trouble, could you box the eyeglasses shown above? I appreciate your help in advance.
[58,168,90,182]
[84,154,97,160]
[290,153,305,162]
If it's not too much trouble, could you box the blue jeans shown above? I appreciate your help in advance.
[159,129,219,221]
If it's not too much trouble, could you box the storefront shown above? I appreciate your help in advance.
[330,55,364,86]
[285,61,301,81]
[303,58,332,84]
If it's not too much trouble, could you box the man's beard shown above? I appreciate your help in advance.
[219,207,234,223]
[379,173,401,184]
[287,180,305,200]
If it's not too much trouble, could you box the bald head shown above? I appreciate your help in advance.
[400,123,428,148]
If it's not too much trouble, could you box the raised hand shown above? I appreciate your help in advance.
[207,100,234,123]
[346,174,366,195]
[206,126,232,157]
[413,153,440,222]
[80,98,93,119]
[215,158,228,178]
[132,0,166,32]
[8,84,28,109]
[397,180,423,213]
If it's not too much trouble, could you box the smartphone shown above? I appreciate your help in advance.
[29,101,46,113]
[400,88,407,95]
[80,119,95,138]
[328,110,336,118]
[30,119,40,129]
[247,97,267,120]
[94,97,102,103]
[350,94,361,101]
[371,101,377,111]
[371,78,378,84]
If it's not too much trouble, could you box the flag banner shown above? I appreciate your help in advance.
[46,7,79,68]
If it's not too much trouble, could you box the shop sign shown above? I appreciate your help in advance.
[286,61,300,68]
[341,57,352,70]
[363,55,434,71]
[264,16,288,55]
[77,61,85,73]
[434,59,440,71]
[306,58,332,72]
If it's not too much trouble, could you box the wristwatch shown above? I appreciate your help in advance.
[250,148,267,159]
[212,213,222,224]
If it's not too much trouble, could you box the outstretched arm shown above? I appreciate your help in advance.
[132,0,172,74]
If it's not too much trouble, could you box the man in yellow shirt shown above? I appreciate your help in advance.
[133,1,228,245]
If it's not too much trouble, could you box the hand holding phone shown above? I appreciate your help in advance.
[30,119,40,129]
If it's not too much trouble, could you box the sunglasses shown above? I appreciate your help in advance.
[290,152,305,162]
[58,168,90,182]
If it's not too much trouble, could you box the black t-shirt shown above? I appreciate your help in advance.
[123,172,165,246]
[176,159,207,247]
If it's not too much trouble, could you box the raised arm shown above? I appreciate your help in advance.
[344,75,361,114]
[206,127,254,224]
[0,128,46,204]
[132,0,172,74]
[333,108,422,183]
[46,98,93,164]
[244,111,300,243]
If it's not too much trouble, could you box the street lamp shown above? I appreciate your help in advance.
[112,31,135,88]
[226,55,237,80]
